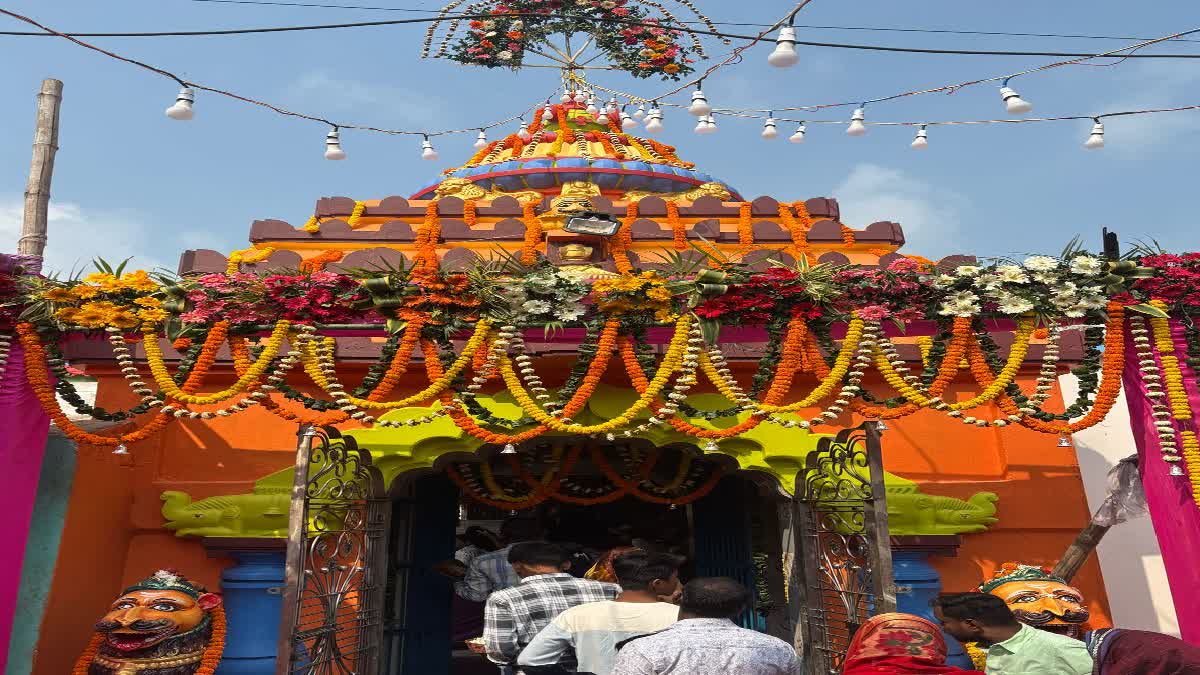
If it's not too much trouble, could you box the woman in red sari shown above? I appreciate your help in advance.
[843,613,984,674]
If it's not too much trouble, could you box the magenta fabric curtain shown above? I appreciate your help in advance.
[0,343,51,669]
[1122,320,1200,643]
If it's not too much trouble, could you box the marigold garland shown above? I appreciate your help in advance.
[737,202,754,253]
[667,200,687,251]
[225,246,274,275]
[852,317,973,420]
[463,199,478,228]
[591,445,726,505]
[298,249,344,273]
[1148,301,1200,503]
[521,201,542,265]
[413,202,442,277]
[145,320,290,405]
[946,317,1035,412]
[302,215,320,233]
[198,604,226,674]
[840,223,857,245]
[366,316,427,402]
[70,633,104,675]
[780,201,814,262]
[612,202,638,273]
[229,335,349,426]
[755,318,865,413]
[346,200,367,228]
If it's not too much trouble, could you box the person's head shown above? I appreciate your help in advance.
[846,613,948,667]
[612,551,684,600]
[500,517,543,546]
[463,526,501,552]
[678,577,750,620]
[507,542,571,578]
[932,592,1021,646]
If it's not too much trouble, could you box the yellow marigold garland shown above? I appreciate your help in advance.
[144,320,290,404]
[346,200,367,228]
[302,319,492,409]
[1149,300,1200,505]
[749,318,866,413]
[225,246,274,275]
[302,215,320,233]
[499,315,692,434]
[945,317,1035,411]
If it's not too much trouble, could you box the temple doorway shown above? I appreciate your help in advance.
[379,439,789,675]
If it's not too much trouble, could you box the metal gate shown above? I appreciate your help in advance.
[277,425,391,675]
[791,424,896,675]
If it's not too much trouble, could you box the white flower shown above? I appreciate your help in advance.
[1023,255,1059,272]
[997,296,1035,315]
[1079,292,1108,310]
[526,276,557,294]
[953,265,981,278]
[933,274,958,288]
[521,299,552,314]
[1064,307,1088,318]
[1070,255,1105,276]
[511,20,524,30]
[994,265,1029,284]
[482,20,496,29]
[938,291,980,317]
[497,50,513,61]
[973,275,1003,291]
[555,304,587,321]
[1031,271,1058,285]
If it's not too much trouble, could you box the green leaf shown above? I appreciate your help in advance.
[1126,303,1170,318]
[698,318,721,345]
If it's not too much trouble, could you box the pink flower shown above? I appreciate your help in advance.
[857,304,891,321]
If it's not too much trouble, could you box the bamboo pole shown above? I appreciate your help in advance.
[18,79,63,266]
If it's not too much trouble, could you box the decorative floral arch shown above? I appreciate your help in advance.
[423,0,727,80]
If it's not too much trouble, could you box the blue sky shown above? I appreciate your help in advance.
[0,0,1196,274]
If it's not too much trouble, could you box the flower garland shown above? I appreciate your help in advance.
[852,318,973,420]
[1166,319,1200,503]
[591,445,726,506]
[225,247,274,275]
[70,633,104,675]
[1148,302,1200,499]
[366,316,427,402]
[298,250,344,273]
[944,317,1035,412]
[1131,314,1184,475]
[737,202,754,253]
[463,199,478,228]
[612,202,638,273]
[520,201,542,265]
[498,315,692,435]
[841,224,857,245]
[144,320,290,405]
[779,201,813,262]
[667,200,687,251]
[302,215,321,233]
[414,202,442,277]
[18,323,175,449]
[346,201,367,228]
[229,335,350,426]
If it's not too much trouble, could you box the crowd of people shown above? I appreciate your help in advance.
[442,518,1200,674]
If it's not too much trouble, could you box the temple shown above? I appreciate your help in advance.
[20,95,1125,675]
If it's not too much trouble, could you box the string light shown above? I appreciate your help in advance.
[573,90,587,104]
[1084,118,1105,149]
[767,15,800,68]
[644,103,665,133]
[421,135,438,161]
[634,103,646,119]
[698,114,718,134]
[560,91,572,103]
[910,124,928,149]
[846,107,867,136]
[689,85,712,116]
[586,95,599,115]
[165,86,195,120]
[620,107,638,130]
[789,122,806,143]
[473,129,488,149]
[324,127,346,160]
[1000,79,1034,114]
[518,122,532,141]
[761,114,779,139]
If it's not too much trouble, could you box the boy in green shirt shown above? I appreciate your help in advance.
[934,593,1093,675]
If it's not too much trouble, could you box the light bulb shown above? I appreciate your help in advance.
[324,128,347,160]
[586,97,599,115]
[421,138,438,161]
[620,110,638,129]
[560,92,572,103]
[846,107,867,136]
[999,86,1033,114]
[1084,120,1105,149]
[634,103,646,119]
[688,89,711,116]
[573,91,586,104]
[1057,434,1072,447]
[767,26,800,68]
[694,116,708,134]
[761,116,779,139]
[788,123,806,144]
[474,130,488,149]
[542,105,555,123]
[698,114,717,135]
[112,444,129,455]
[518,123,532,141]
[910,125,928,150]
[501,443,518,454]
[644,107,664,133]
[165,86,195,120]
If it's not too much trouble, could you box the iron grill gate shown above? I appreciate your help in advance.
[278,426,391,675]
[791,425,896,675]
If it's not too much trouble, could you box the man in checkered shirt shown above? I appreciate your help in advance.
[484,541,619,673]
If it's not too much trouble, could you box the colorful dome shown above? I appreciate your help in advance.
[411,101,741,200]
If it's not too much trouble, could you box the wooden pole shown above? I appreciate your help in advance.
[18,79,63,264]
[1052,522,1111,583]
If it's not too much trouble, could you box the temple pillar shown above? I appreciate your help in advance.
[890,536,972,670]
[204,538,287,674]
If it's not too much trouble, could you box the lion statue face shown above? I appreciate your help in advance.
[980,563,1090,638]
[96,588,218,653]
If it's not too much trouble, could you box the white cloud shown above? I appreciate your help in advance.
[0,197,172,276]
[1093,61,1200,154]
[285,69,443,124]
[831,163,966,256]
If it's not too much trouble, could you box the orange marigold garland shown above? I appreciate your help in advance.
[463,199,478,228]
[737,202,754,253]
[520,201,543,264]
[298,249,344,273]
[72,605,226,674]
[366,316,426,402]
[413,202,442,277]
[230,336,349,426]
[840,223,857,245]
[780,201,814,262]
[71,633,103,675]
[612,202,638,273]
[667,200,687,251]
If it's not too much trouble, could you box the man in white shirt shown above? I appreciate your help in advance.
[519,550,683,675]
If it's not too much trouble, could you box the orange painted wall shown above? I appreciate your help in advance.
[33,361,1110,673]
